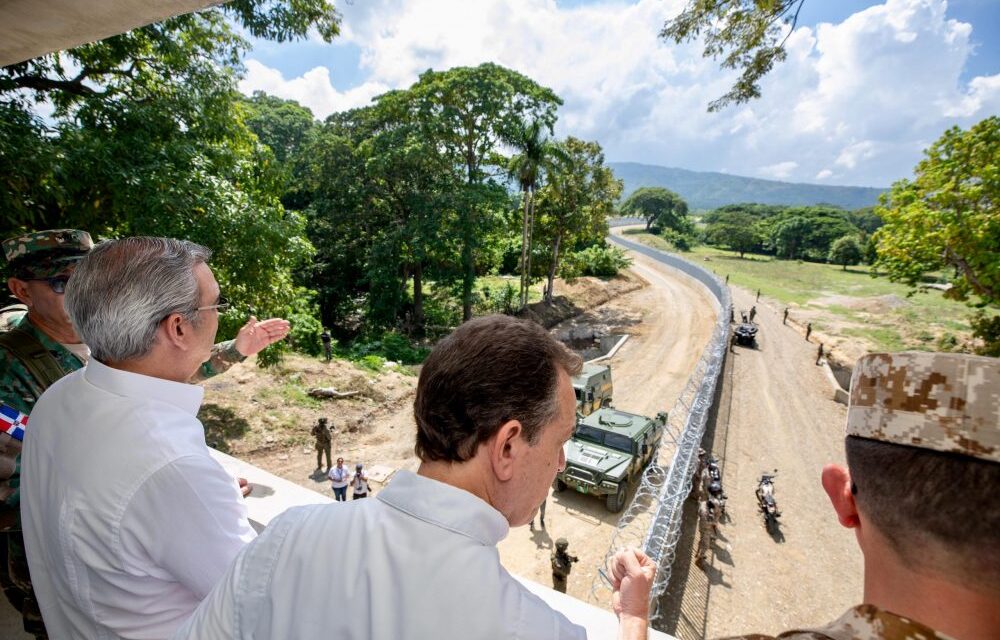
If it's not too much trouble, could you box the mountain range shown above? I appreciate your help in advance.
[609,161,887,211]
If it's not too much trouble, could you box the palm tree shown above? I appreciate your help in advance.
[506,119,568,308]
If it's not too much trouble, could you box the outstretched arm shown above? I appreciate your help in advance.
[190,317,291,382]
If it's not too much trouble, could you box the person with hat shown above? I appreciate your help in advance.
[551,537,579,593]
[721,352,999,640]
[351,462,370,499]
[311,417,332,472]
[0,230,291,638]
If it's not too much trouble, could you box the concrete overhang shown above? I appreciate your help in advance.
[1,0,223,67]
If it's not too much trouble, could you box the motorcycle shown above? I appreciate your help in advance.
[756,471,781,531]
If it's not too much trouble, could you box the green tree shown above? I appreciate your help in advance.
[242,91,316,165]
[828,235,863,270]
[704,211,761,257]
[0,1,339,349]
[535,137,621,302]
[875,117,999,305]
[408,63,562,321]
[621,186,689,232]
[505,118,569,308]
[661,0,806,111]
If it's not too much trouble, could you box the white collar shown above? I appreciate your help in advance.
[83,358,204,416]
[377,470,509,546]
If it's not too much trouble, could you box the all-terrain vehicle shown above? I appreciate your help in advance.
[555,407,668,513]
[572,363,613,416]
[733,321,758,347]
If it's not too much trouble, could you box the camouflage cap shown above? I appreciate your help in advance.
[555,538,569,549]
[847,352,1000,463]
[3,229,94,279]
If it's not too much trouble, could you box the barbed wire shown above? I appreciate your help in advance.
[590,230,731,619]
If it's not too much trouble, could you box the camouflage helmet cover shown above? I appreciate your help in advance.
[3,229,94,279]
[847,352,999,463]
[555,538,569,549]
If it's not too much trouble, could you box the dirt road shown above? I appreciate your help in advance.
[496,241,717,602]
[667,286,864,638]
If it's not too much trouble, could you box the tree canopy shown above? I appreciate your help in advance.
[875,116,999,306]
[620,186,690,232]
[660,0,806,111]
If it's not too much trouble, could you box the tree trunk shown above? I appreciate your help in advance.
[519,188,531,308]
[462,220,474,322]
[524,188,536,306]
[413,262,424,336]
[546,232,562,304]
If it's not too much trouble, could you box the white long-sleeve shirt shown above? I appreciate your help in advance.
[21,359,256,640]
[175,470,588,640]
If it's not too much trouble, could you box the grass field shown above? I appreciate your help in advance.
[622,229,986,354]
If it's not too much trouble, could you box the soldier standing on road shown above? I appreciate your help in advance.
[729,331,737,353]
[816,343,824,365]
[530,497,546,530]
[551,538,578,593]
[756,289,760,301]
[783,308,789,325]
[320,327,332,362]
[749,305,757,322]
[729,305,735,324]
[805,322,813,341]
[723,351,1000,640]
[311,417,332,471]
[695,499,717,567]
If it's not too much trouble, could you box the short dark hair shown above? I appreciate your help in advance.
[413,315,582,462]
[846,436,1000,589]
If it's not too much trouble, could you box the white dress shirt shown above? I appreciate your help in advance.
[174,470,588,640]
[21,359,256,640]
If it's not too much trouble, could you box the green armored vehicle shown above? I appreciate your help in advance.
[556,407,668,513]
[572,363,613,416]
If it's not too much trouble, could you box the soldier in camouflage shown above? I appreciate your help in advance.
[312,417,332,471]
[719,351,999,640]
[695,498,717,568]
[0,230,292,638]
[550,538,578,594]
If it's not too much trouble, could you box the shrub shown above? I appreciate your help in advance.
[561,245,632,278]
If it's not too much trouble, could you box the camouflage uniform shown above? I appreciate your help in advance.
[311,418,332,469]
[550,538,576,594]
[718,604,951,640]
[695,499,716,563]
[0,230,247,638]
[723,352,998,640]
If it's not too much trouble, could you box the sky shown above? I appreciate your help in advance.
[239,0,1000,188]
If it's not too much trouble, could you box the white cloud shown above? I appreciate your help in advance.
[239,60,387,119]
[240,0,999,187]
[760,161,799,179]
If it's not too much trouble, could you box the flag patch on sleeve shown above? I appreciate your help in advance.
[0,403,28,441]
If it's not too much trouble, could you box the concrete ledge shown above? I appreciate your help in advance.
[819,362,849,405]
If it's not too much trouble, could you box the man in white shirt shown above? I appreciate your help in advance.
[21,237,258,640]
[176,314,656,640]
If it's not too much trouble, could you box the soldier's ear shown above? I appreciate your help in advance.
[7,277,31,305]
[821,463,860,529]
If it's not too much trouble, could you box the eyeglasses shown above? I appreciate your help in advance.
[31,276,71,294]
[196,295,231,313]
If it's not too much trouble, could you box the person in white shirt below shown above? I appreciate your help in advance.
[328,457,350,501]
[21,237,258,640]
[176,314,656,640]
[351,462,370,499]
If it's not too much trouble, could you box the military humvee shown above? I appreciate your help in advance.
[556,407,668,513]
[572,363,613,416]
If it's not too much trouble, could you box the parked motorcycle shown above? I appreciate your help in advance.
[756,471,781,531]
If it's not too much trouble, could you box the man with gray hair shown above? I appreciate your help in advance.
[20,237,259,640]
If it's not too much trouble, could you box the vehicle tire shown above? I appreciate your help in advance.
[606,483,627,513]
[555,479,567,492]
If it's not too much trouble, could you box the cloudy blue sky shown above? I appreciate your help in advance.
[239,0,999,188]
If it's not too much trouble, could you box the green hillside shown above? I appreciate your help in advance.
[610,161,886,211]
